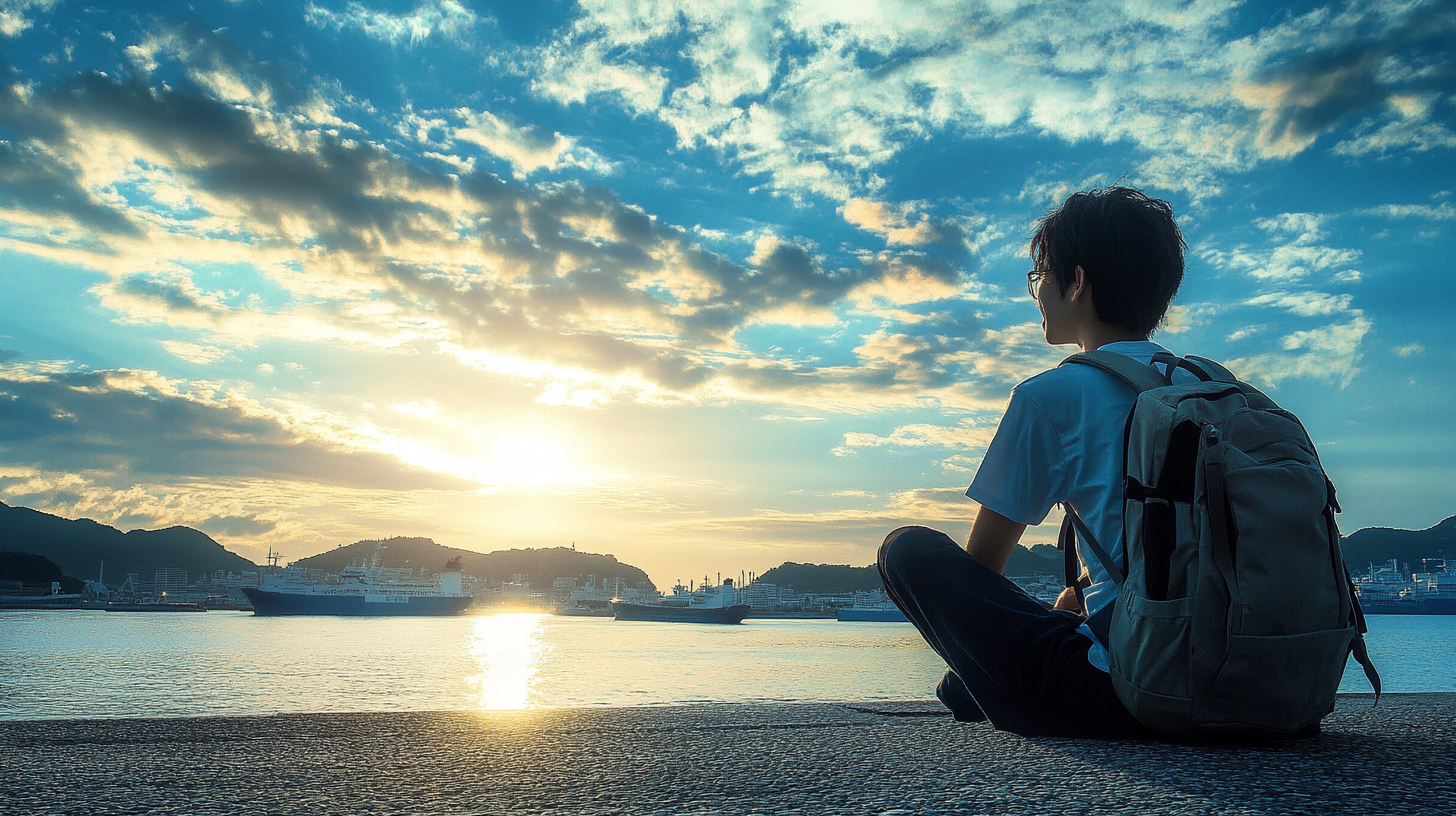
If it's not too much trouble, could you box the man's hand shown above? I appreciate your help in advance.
[964,506,1028,574]
[1053,587,1083,615]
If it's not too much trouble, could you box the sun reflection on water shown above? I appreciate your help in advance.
[468,613,548,710]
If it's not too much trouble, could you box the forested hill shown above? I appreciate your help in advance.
[0,502,256,581]
[293,537,656,592]
[1341,516,1456,573]
[757,544,1065,594]
[756,562,883,594]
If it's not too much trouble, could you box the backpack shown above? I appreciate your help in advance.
[1058,349,1381,740]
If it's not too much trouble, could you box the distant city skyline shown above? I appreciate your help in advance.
[1,1,1453,588]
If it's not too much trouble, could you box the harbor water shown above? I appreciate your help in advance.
[1,611,1449,720]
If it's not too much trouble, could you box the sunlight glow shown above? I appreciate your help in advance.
[468,613,548,710]
[487,432,567,485]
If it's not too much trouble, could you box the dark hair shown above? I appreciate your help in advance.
[1030,186,1185,336]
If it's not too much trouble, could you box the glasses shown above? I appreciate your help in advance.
[1027,268,1047,300]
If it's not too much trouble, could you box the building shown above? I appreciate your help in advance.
[743,581,779,611]
[153,566,188,596]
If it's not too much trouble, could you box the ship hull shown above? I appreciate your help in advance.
[1359,598,1456,615]
[242,588,473,616]
[612,602,750,624]
[837,607,909,622]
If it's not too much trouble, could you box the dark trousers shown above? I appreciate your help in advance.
[878,525,1154,739]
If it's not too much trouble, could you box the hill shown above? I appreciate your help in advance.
[0,551,84,594]
[0,502,256,582]
[755,562,883,594]
[756,544,1064,594]
[1341,516,1456,574]
[292,536,656,592]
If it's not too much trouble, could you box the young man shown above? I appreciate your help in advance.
[878,186,1195,739]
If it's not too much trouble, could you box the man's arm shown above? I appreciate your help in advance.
[968,506,1084,614]
[964,506,1027,574]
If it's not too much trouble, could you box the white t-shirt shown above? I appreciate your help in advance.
[965,340,1200,671]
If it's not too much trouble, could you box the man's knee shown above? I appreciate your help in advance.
[878,525,955,580]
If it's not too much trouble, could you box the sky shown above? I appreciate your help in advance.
[0,0,1453,588]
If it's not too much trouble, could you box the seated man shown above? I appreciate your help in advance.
[879,186,1197,739]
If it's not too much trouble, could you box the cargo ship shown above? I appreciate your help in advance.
[613,577,750,624]
[242,548,472,616]
[837,604,909,622]
[1354,558,1456,615]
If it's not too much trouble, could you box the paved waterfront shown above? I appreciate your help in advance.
[2,694,1451,816]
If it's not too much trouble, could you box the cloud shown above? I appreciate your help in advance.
[668,486,978,544]
[521,2,1454,202]
[1245,291,1354,317]
[199,514,277,537]
[0,0,58,38]
[1226,324,1267,342]
[447,108,613,178]
[1229,315,1372,389]
[834,418,995,455]
[0,23,1154,419]
[1393,343,1424,358]
[1334,95,1456,157]
[161,341,231,365]
[304,0,480,47]
[0,365,468,490]
[1159,303,1219,334]
[1356,202,1456,221]
[1200,213,1362,282]
[1233,2,1456,158]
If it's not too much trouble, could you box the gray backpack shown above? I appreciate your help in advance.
[1060,350,1380,739]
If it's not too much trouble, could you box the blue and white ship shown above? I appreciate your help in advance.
[613,577,749,624]
[242,549,472,616]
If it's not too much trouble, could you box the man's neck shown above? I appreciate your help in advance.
[1077,324,1148,351]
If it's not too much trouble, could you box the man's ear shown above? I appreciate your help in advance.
[1071,265,1089,302]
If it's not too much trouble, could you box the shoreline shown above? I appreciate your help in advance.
[4,695,1451,815]
[0,690,1418,725]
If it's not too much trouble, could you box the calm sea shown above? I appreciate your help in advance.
[0,611,1449,720]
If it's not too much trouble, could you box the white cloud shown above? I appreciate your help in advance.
[1226,324,1267,342]
[1356,202,1456,221]
[1245,291,1354,317]
[833,418,996,458]
[160,341,230,365]
[1230,316,1372,389]
[1334,94,1456,157]
[304,0,478,46]
[1159,303,1219,334]
[519,2,1450,202]
[448,108,614,178]
[1393,343,1425,358]
[0,0,58,37]
[256,363,275,374]
[1201,212,1362,282]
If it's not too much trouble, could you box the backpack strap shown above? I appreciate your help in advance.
[1061,503,1125,587]
[1185,355,1238,383]
[1060,349,1171,392]
[1060,505,1119,647]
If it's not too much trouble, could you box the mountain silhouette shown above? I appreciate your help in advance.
[0,501,256,582]
[292,535,656,592]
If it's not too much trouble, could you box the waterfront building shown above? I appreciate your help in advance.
[153,566,188,595]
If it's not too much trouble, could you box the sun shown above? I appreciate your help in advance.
[485,431,569,485]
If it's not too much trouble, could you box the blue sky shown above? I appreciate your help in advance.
[0,0,1452,586]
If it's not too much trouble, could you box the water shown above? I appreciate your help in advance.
[0,611,1448,720]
